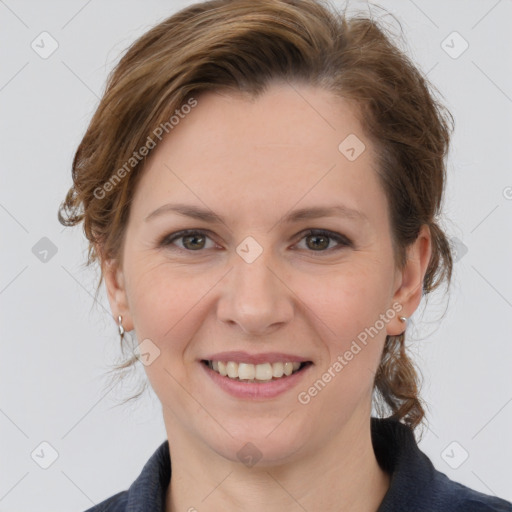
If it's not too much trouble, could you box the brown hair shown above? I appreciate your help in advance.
[58,0,453,429]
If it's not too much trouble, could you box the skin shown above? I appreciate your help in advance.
[101,82,431,512]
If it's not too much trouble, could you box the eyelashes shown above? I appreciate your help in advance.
[158,228,353,255]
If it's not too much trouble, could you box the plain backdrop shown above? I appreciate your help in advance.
[1,0,511,510]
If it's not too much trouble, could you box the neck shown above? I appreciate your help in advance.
[164,411,390,512]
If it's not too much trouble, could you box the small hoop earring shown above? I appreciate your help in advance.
[117,315,125,342]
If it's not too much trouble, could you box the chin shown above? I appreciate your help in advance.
[210,423,307,467]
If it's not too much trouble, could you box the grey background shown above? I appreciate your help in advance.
[1,0,511,509]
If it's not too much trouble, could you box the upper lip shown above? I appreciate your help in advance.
[202,351,312,365]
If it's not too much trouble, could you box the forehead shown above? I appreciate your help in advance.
[170,83,366,156]
[131,83,385,226]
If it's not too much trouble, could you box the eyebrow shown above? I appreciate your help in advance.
[144,203,368,224]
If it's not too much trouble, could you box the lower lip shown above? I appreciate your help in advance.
[200,361,313,400]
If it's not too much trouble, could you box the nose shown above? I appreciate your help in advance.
[216,248,294,336]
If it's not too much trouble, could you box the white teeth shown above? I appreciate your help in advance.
[255,363,273,381]
[207,360,306,381]
[217,361,227,376]
[272,362,284,378]
[238,363,255,380]
[226,361,238,378]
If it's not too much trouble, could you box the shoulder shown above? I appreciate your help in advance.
[82,491,128,512]
[79,439,170,511]
[434,475,512,511]
[384,460,512,512]
[371,418,512,512]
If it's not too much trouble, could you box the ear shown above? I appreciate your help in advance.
[96,244,134,332]
[386,224,432,336]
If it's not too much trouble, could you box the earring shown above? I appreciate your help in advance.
[117,315,125,342]
[399,316,407,323]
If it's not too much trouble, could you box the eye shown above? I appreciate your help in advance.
[159,230,217,251]
[294,229,352,252]
[159,228,351,254]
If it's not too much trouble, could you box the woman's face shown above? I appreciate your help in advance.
[104,83,428,464]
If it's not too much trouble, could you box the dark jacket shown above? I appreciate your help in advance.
[83,418,512,511]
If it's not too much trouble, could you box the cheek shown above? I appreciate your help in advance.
[126,259,222,346]
[298,285,387,421]
[125,265,216,398]
[298,259,393,333]
[294,264,391,388]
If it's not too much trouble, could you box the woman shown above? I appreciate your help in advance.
[58,0,512,510]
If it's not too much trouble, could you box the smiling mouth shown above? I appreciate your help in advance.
[201,359,312,382]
